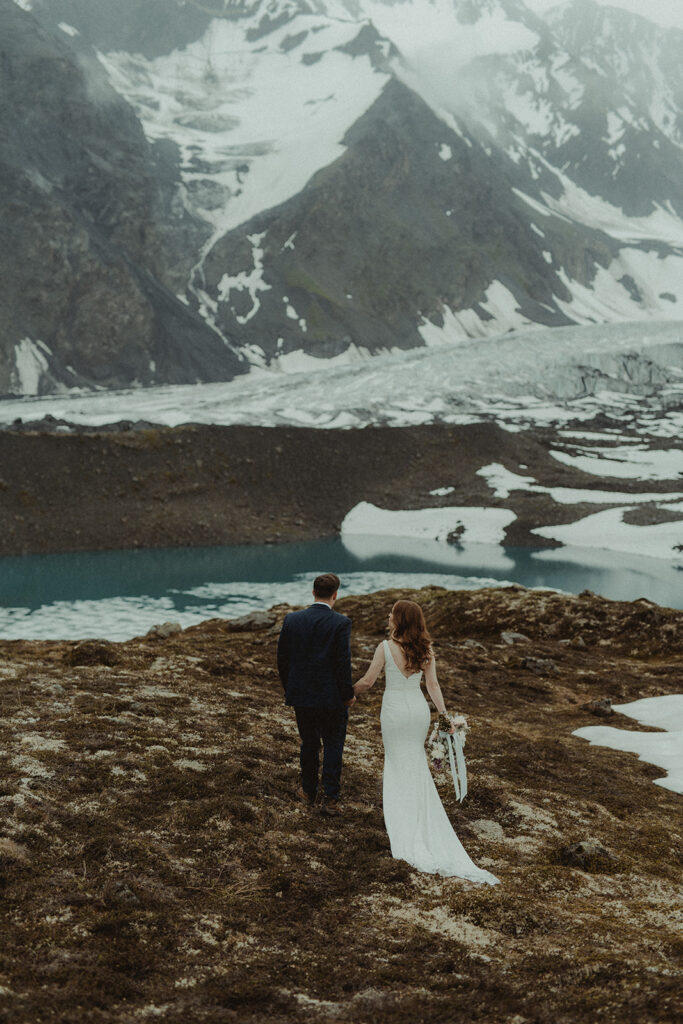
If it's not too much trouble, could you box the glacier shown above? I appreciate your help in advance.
[2,320,681,433]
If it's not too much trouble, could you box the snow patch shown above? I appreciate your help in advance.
[478,462,683,505]
[573,694,683,795]
[532,505,683,561]
[341,501,516,546]
[550,447,683,481]
[11,339,50,395]
[217,232,271,325]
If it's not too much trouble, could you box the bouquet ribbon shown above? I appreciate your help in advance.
[439,729,468,802]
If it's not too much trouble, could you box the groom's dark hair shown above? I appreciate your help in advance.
[313,572,340,598]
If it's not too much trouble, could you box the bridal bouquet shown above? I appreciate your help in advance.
[428,713,469,802]
[428,713,468,770]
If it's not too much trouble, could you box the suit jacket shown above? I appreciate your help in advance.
[277,603,354,708]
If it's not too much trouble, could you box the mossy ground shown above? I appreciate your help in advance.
[0,587,681,1023]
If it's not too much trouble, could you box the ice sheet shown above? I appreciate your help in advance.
[2,320,682,429]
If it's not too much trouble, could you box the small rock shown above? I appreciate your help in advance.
[107,881,140,906]
[147,622,183,639]
[127,701,160,716]
[558,839,619,872]
[521,657,558,676]
[501,631,530,645]
[462,639,487,652]
[0,839,29,863]
[446,525,465,546]
[581,698,613,717]
[224,610,276,632]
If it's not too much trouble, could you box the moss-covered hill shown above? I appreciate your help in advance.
[1,586,681,1023]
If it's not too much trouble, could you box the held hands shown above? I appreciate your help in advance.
[345,696,357,707]
[438,712,467,736]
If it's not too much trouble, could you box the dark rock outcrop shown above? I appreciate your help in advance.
[0,0,247,394]
[201,78,604,363]
[30,0,212,59]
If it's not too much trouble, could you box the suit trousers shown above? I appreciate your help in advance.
[294,706,348,800]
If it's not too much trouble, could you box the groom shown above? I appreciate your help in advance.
[277,572,355,816]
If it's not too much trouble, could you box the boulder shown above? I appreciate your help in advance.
[581,698,614,717]
[462,639,488,652]
[224,611,276,633]
[147,622,183,639]
[558,839,620,873]
[501,631,530,645]
[521,657,558,676]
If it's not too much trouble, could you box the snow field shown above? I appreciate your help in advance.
[99,14,389,243]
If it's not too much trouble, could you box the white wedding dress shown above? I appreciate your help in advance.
[381,640,500,884]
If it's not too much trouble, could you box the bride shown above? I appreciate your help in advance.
[353,600,499,885]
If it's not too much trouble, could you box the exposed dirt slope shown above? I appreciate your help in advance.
[2,419,681,557]
[0,586,681,1023]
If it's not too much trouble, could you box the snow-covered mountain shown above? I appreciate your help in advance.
[2,0,682,392]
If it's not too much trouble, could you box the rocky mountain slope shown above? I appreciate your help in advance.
[2,0,682,392]
[0,0,248,395]
[0,586,681,1022]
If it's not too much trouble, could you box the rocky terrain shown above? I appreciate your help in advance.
[0,585,681,1022]
[1,417,682,557]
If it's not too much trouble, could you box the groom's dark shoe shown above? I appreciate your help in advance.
[298,787,316,807]
[320,797,341,817]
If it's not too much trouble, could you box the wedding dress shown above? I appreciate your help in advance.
[381,640,500,884]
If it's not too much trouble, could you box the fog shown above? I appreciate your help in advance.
[524,0,683,31]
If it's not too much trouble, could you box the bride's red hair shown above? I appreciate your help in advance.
[390,600,433,672]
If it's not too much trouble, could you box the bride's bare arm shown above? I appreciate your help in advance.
[353,643,385,694]
[424,657,449,715]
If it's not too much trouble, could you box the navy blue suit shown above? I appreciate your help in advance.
[277,603,354,800]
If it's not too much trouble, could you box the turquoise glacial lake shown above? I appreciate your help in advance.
[1,536,681,641]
